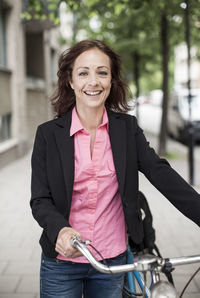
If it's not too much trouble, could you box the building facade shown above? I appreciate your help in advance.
[0,0,61,167]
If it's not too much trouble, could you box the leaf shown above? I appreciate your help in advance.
[85,0,100,7]
[49,12,55,21]
[114,3,125,15]
[41,14,47,20]
[54,17,60,25]
[35,2,42,12]
[20,12,32,20]
[48,3,58,10]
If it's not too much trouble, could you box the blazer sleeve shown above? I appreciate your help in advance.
[30,125,70,245]
[133,117,200,227]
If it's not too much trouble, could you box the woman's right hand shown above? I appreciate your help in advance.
[55,227,82,258]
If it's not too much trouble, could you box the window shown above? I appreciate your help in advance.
[0,5,7,67]
[0,113,11,143]
[26,32,44,78]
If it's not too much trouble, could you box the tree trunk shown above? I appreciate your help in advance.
[132,51,140,120]
[158,13,169,156]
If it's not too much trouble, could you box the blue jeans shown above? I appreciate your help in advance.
[40,251,126,298]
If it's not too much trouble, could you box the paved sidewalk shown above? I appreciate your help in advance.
[0,152,41,298]
[0,133,200,298]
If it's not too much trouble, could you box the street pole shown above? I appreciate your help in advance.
[185,0,195,185]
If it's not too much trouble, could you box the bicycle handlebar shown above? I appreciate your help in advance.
[71,236,159,273]
[71,236,200,274]
[167,255,200,266]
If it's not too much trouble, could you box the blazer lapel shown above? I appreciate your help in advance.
[54,110,74,210]
[107,110,126,197]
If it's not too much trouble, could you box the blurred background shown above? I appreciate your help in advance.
[1,0,200,166]
[0,0,200,297]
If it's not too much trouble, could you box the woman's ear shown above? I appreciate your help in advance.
[69,81,74,90]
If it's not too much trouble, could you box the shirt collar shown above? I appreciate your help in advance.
[70,107,109,136]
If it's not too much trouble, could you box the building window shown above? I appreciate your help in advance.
[0,113,11,143]
[0,5,7,67]
[26,32,44,79]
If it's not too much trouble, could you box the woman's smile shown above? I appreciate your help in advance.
[84,90,103,96]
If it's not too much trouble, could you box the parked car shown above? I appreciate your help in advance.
[137,94,150,105]
[149,89,163,106]
[168,88,200,142]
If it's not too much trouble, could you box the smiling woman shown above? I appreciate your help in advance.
[30,39,200,298]
[31,40,132,298]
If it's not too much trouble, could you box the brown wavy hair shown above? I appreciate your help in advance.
[51,40,131,117]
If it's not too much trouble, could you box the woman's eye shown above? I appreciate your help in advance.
[98,71,108,76]
[79,72,87,76]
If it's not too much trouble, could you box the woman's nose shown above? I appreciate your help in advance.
[88,74,99,86]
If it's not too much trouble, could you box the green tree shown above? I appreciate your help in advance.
[23,0,200,156]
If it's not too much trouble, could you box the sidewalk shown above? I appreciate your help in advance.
[0,133,200,298]
[0,152,41,298]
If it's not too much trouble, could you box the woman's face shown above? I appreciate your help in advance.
[70,48,112,111]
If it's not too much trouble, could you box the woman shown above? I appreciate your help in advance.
[31,40,200,298]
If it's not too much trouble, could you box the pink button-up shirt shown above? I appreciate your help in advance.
[57,107,127,263]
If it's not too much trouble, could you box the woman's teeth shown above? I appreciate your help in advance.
[84,91,102,96]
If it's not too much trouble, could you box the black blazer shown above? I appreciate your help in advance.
[31,109,200,258]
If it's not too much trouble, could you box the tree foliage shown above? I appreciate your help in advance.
[23,0,200,155]
[22,0,200,91]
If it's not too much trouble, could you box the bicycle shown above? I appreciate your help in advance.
[71,236,200,298]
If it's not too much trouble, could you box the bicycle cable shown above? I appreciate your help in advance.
[179,265,200,298]
[87,242,146,297]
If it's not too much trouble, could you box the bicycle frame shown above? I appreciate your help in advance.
[125,246,152,298]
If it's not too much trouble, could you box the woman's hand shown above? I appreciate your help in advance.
[55,227,82,258]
